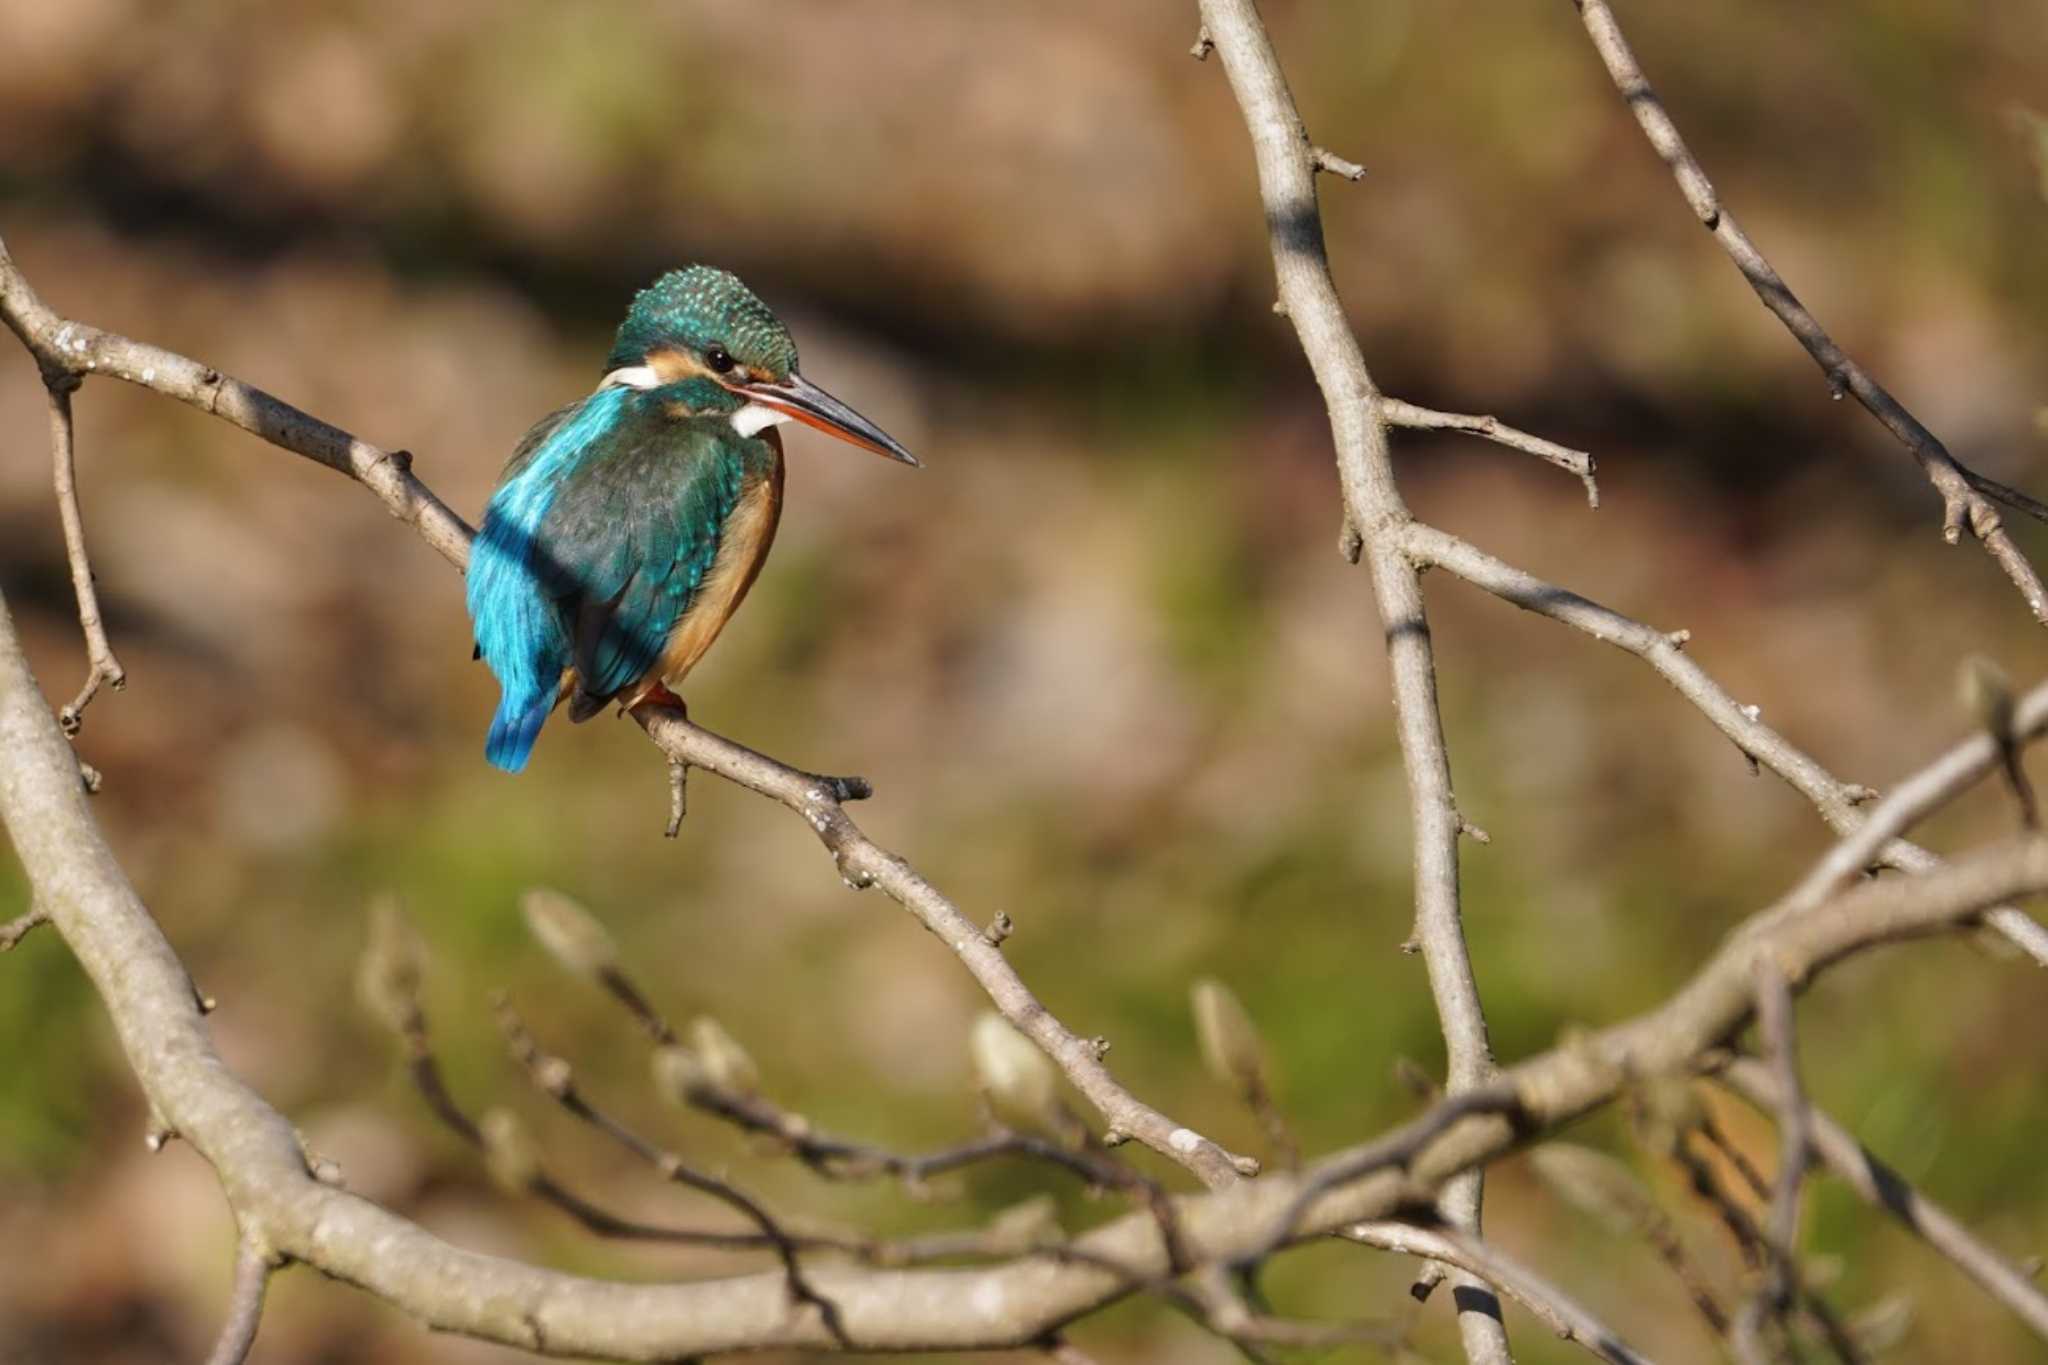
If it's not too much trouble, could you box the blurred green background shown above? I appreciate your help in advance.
[2,2,2046,1362]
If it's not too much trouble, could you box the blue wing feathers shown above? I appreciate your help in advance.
[466,388,746,772]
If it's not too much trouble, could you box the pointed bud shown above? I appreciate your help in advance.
[356,895,426,1037]
[521,888,617,979]
[1528,1142,1661,1237]
[1191,978,1267,1094]
[688,1017,760,1097]
[651,1043,713,1105]
[479,1106,541,1194]
[1960,655,2017,739]
[970,1013,1074,1141]
[1849,1292,1914,1356]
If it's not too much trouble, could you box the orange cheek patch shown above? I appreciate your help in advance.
[645,346,712,385]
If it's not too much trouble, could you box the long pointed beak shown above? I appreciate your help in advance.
[743,372,920,466]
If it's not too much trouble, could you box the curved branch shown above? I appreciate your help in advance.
[1568,0,2048,624]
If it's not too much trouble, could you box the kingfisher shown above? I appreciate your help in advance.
[466,266,918,772]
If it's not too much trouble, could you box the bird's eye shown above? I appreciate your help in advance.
[705,344,735,374]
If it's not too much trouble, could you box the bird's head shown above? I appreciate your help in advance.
[603,266,917,466]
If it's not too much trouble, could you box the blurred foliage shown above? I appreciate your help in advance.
[2,2,2047,1363]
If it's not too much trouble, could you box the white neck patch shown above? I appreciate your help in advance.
[731,402,793,438]
[599,365,661,391]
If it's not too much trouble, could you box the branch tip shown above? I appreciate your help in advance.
[1310,145,1368,181]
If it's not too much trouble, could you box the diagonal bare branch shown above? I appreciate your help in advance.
[1720,1058,2048,1340]
[1400,518,2048,966]
[1568,0,2048,624]
[1345,1221,1651,1365]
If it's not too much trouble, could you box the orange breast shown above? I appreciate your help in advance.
[619,437,785,709]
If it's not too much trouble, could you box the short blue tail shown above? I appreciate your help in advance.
[485,691,554,773]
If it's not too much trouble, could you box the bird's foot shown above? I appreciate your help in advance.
[623,683,688,719]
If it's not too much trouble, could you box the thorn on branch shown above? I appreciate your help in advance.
[1458,816,1492,845]
[1190,25,1213,60]
[1310,145,1368,181]
[1665,628,1692,650]
[983,910,1014,947]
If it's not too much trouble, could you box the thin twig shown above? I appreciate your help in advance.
[1720,1057,2048,1340]
[1379,396,1599,507]
[0,906,48,950]
[1194,4,1513,1356]
[1310,145,1368,181]
[1345,1221,1652,1365]
[45,380,125,736]
[1674,1124,1862,1365]
[1569,0,2048,624]
[1400,519,2048,966]
[1738,963,1812,1357]
[200,1239,273,1365]
[494,999,853,1346]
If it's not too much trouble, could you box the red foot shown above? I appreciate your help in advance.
[626,683,687,718]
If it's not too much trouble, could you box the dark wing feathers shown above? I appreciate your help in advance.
[536,419,744,709]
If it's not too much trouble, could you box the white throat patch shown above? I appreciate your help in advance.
[599,365,661,391]
[730,402,793,438]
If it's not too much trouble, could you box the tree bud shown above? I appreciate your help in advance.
[520,888,618,979]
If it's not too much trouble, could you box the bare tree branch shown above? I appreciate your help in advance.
[1734,964,1813,1360]
[1379,396,1599,507]
[1720,1058,2048,1340]
[44,379,124,735]
[1344,1221,1650,1365]
[1192,3,1514,1354]
[1567,0,2048,623]
[1400,519,2048,965]
[201,1239,274,1365]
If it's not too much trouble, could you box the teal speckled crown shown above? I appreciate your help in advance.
[607,266,799,379]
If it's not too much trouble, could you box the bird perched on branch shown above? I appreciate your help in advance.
[467,267,918,772]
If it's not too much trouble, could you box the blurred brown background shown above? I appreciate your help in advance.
[1,2,2046,1361]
